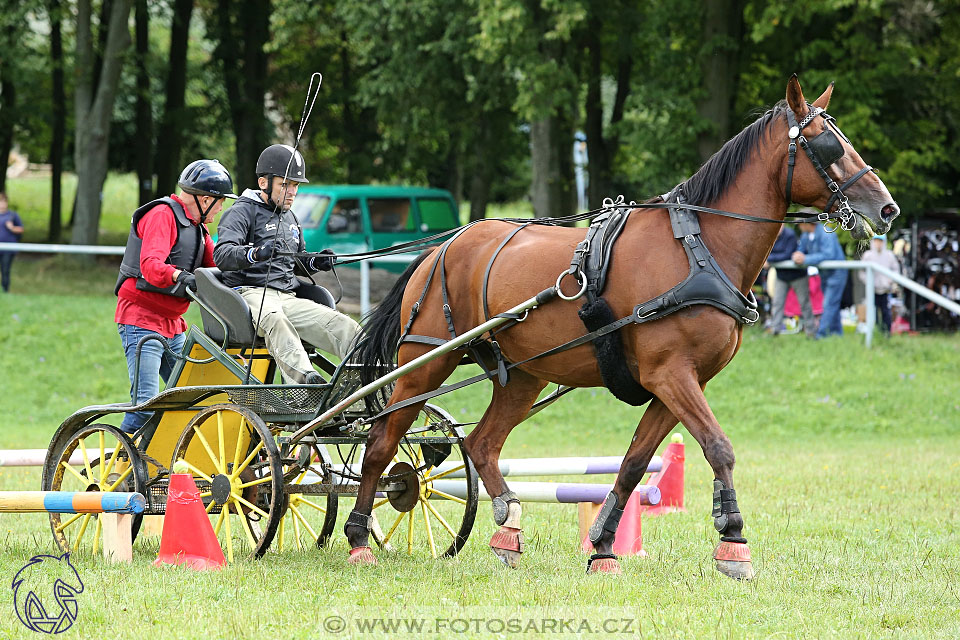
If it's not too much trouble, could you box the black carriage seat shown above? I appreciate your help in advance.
[194,267,336,348]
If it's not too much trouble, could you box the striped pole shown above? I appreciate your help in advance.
[429,480,661,506]
[328,455,662,480]
[0,491,146,514]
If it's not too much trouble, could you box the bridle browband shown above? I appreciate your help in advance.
[784,104,875,232]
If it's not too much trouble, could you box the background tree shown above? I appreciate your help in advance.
[48,0,67,242]
[71,0,133,246]
[154,0,193,197]
[133,0,153,204]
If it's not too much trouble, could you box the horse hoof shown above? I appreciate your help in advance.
[713,541,754,580]
[490,526,524,568]
[348,546,377,566]
[586,554,622,575]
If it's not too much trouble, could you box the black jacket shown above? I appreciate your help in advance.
[213,189,316,291]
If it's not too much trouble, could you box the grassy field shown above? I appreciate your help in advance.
[0,285,958,638]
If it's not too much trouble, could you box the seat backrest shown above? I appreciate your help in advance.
[195,267,257,346]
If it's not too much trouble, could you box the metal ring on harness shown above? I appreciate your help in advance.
[555,269,587,301]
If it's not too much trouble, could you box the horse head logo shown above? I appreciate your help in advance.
[11,553,84,634]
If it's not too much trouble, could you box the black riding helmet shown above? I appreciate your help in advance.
[256,144,309,183]
[178,159,237,222]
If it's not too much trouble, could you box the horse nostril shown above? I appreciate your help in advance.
[881,203,900,224]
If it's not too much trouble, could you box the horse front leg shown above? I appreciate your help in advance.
[586,398,678,575]
[342,402,424,565]
[655,373,754,580]
[463,371,546,568]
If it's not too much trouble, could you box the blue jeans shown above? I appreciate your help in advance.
[817,270,848,338]
[118,324,185,434]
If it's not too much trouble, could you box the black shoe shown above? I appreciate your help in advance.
[304,371,323,385]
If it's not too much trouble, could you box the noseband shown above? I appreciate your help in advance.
[785,105,875,232]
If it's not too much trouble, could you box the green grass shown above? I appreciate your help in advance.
[0,289,958,638]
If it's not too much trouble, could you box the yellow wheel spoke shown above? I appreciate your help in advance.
[234,503,257,552]
[73,514,92,552]
[216,411,226,475]
[78,441,94,483]
[406,509,415,554]
[424,464,465,482]
[233,493,268,519]
[291,511,302,551]
[278,515,287,552]
[381,510,405,546]
[180,460,212,483]
[98,431,106,473]
[421,501,437,558]
[106,466,133,492]
[237,476,273,490]
[372,497,390,510]
[101,441,122,480]
[290,505,319,541]
[199,491,212,498]
[425,500,457,539]
[192,425,222,474]
[231,416,247,473]
[92,517,102,555]
[296,498,327,514]
[61,462,89,486]
[426,488,466,505]
[234,441,264,477]
[223,506,234,563]
[213,508,226,535]
[55,513,84,534]
[205,500,217,514]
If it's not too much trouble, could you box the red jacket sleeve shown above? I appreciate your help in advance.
[136,206,179,289]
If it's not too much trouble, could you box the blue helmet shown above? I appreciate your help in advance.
[178,160,237,199]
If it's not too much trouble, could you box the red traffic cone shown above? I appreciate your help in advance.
[581,489,648,557]
[153,473,226,570]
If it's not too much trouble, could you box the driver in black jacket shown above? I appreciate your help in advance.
[213,144,360,384]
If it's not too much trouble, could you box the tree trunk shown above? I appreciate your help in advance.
[0,75,14,196]
[214,0,269,188]
[154,0,193,196]
[134,0,153,204]
[696,0,745,163]
[530,116,562,218]
[48,0,66,242]
[583,14,606,210]
[71,0,132,247]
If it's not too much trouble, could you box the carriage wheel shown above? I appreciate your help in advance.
[171,404,283,561]
[330,404,479,558]
[43,424,147,555]
[277,444,338,552]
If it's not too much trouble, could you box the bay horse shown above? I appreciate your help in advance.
[343,76,899,577]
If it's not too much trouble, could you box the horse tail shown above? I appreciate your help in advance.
[352,249,435,391]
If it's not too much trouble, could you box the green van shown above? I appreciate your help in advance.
[291,185,461,271]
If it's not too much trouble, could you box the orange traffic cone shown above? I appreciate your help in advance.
[581,489,647,557]
[153,473,226,570]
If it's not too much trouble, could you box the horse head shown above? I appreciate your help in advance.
[783,75,900,239]
[12,552,85,633]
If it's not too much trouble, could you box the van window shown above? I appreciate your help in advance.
[291,194,330,229]
[369,198,414,232]
[417,198,458,230]
[327,199,363,234]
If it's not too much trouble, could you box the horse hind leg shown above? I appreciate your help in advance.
[462,369,546,568]
[654,372,754,580]
[586,397,679,575]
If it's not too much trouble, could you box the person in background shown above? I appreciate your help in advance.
[0,193,25,293]
[859,234,901,334]
[766,223,816,337]
[115,160,236,434]
[793,221,848,339]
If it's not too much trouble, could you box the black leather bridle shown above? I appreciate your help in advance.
[785,104,875,231]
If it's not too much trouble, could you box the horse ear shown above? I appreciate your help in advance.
[786,74,808,119]
[812,82,834,110]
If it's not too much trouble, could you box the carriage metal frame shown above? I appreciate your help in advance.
[41,267,487,561]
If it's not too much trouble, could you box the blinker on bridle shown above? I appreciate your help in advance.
[784,104,875,232]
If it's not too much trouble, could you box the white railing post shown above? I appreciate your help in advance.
[360,259,371,317]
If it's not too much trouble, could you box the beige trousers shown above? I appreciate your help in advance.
[239,287,361,383]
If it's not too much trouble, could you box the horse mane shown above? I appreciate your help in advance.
[683,100,789,207]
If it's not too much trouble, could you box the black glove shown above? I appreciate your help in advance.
[307,249,336,272]
[177,271,197,292]
[250,239,278,263]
